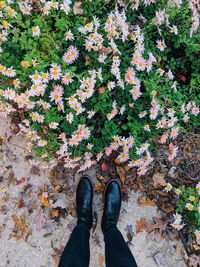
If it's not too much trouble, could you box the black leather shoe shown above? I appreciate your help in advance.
[76,176,93,230]
[101,179,122,233]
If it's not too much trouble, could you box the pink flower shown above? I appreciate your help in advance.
[156,39,167,51]
[38,140,47,147]
[170,127,179,139]
[159,131,169,144]
[63,46,79,64]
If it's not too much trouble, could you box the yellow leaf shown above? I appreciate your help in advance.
[40,195,49,205]
[51,209,59,218]
[0,136,5,145]
[98,253,104,265]
[55,185,62,192]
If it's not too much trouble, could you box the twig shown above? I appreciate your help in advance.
[8,143,27,151]
[178,230,189,257]
[23,236,37,248]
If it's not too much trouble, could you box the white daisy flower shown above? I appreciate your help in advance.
[32,26,41,37]
[66,113,74,124]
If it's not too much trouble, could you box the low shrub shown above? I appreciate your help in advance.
[0,0,199,172]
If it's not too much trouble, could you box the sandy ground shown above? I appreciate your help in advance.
[0,116,186,267]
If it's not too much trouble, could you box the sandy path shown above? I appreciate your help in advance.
[0,116,186,267]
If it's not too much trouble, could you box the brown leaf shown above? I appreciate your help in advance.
[73,2,83,15]
[17,177,27,184]
[161,205,174,213]
[97,176,107,183]
[116,166,126,183]
[146,217,168,235]
[9,233,21,241]
[51,209,59,218]
[12,214,26,232]
[137,196,156,206]
[38,161,49,170]
[99,87,105,94]
[51,243,65,265]
[188,254,200,267]
[135,218,149,233]
[15,198,24,209]
[109,151,117,162]
[152,173,166,188]
[52,254,60,266]
[7,172,18,185]
[85,55,90,65]
[12,214,29,237]
[196,154,200,161]
[124,164,132,172]
[98,253,104,265]
[94,183,104,192]
[0,136,5,145]
[99,46,113,55]
[32,0,42,11]
[183,143,192,152]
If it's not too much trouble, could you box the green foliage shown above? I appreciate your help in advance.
[0,0,199,167]
[175,185,200,228]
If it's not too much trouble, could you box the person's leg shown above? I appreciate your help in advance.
[101,179,138,267]
[58,222,90,267]
[104,224,137,267]
[59,176,93,267]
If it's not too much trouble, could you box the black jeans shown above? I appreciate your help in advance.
[58,222,137,267]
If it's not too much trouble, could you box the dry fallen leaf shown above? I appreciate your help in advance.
[0,136,5,145]
[98,253,104,265]
[99,46,113,54]
[33,208,46,231]
[12,214,29,237]
[51,209,59,218]
[39,191,49,205]
[152,172,166,188]
[137,196,156,206]
[183,143,193,152]
[116,166,126,183]
[99,87,105,94]
[123,164,132,172]
[85,55,90,65]
[55,184,62,192]
[12,214,26,231]
[146,217,168,235]
[188,254,200,267]
[98,176,107,183]
[135,218,149,233]
[161,205,174,213]
[51,243,65,265]
[73,2,83,15]
[94,183,104,192]
[9,233,21,241]
[38,161,49,170]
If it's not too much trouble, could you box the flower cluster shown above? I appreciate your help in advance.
[0,0,199,174]
[165,182,200,250]
[62,45,79,64]
[170,213,186,230]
